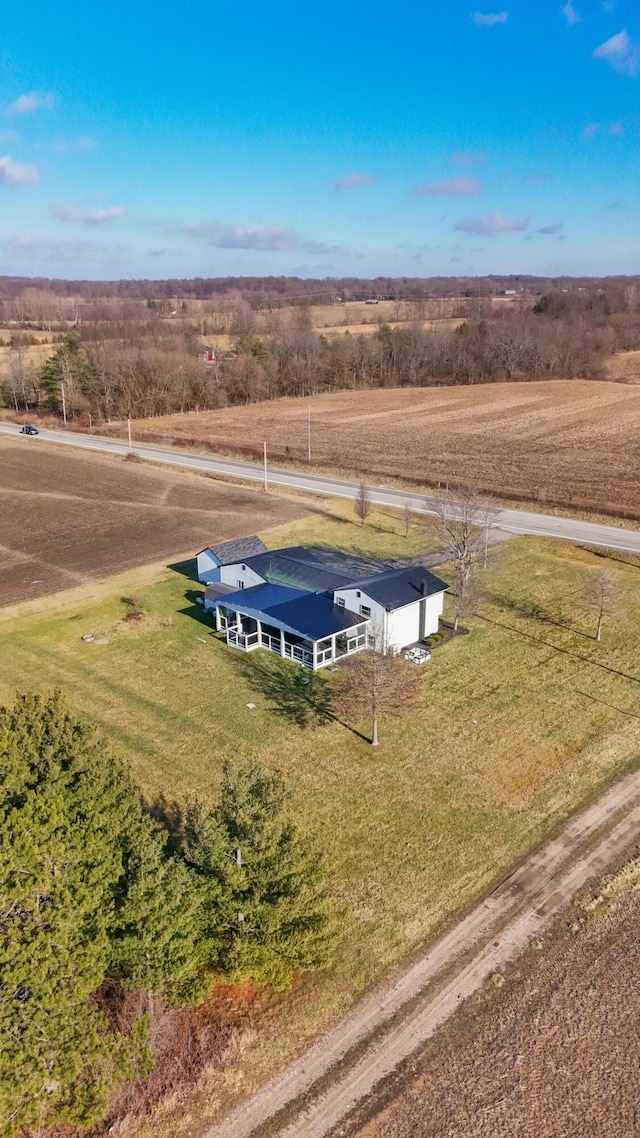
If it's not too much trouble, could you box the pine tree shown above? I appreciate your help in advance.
[0,692,204,1134]
[185,756,336,991]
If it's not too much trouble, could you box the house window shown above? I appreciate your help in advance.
[241,564,246,570]
[360,605,371,618]
[336,598,345,608]
[356,591,361,598]
[237,580,244,589]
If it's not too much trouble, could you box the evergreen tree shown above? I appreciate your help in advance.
[39,333,97,416]
[185,756,336,991]
[0,692,202,1134]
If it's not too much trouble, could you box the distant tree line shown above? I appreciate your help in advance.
[0,691,334,1135]
[1,280,639,421]
[4,272,637,305]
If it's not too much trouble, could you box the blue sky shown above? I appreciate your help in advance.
[0,1,637,280]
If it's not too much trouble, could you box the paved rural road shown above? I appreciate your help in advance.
[1,422,639,555]
[204,768,640,1138]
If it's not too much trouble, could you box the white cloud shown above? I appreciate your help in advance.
[453,211,530,235]
[582,120,625,138]
[181,221,296,250]
[449,150,486,166]
[0,234,129,264]
[8,90,54,115]
[50,202,125,225]
[301,240,351,256]
[47,136,98,154]
[334,172,375,191]
[561,1,580,26]
[472,11,509,26]
[411,176,482,196]
[593,28,639,76]
[0,156,38,188]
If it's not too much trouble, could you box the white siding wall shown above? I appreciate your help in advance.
[333,586,446,652]
[386,602,421,652]
[333,587,387,648]
[423,591,444,635]
[219,563,266,590]
[197,549,221,583]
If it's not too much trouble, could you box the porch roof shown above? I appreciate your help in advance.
[215,583,366,642]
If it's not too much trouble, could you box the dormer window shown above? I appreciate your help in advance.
[336,597,345,608]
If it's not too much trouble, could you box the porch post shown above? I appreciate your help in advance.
[312,640,318,670]
[256,618,262,645]
[280,628,286,655]
[215,606,221,632]
[331,633,337,662]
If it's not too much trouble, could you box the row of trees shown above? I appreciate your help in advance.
[3,285,639,420]
[0,692,333,1135]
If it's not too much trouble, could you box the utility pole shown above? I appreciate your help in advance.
[307,400,311,463]
[263,441,268,491]
[127,417,132,454]
[60,382,67,426]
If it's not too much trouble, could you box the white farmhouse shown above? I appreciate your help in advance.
[196,542,448,671]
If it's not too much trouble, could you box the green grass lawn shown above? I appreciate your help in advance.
[2,509,640,1130]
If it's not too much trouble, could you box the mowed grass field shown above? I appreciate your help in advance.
[1,504,640,1129]
[125,380,640,516]
[0,438,307,605]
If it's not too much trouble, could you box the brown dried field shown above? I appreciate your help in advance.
[125,380,640,516]
[339,856,640,1138]
[0,438,306,606]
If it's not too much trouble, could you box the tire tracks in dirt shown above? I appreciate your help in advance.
[204,766,640,1138]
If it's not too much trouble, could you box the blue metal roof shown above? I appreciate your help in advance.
[216,583,308,613]
[243,551,356,593]
[213,583,365,642]
[353,567,449,610]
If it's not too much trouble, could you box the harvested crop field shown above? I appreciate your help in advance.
[124,380,640,517]
[340,856,640,1138]
[0,438,306,606]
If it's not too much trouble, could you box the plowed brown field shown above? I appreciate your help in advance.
[125,380,640,516]
[0,438,306,606]
[340,859,640,1138]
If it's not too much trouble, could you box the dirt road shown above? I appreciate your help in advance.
[204,765,640,1138]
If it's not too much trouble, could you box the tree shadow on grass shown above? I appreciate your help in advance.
[486,590,592,640]
[229,650,370,741]
[583,547,640,571]
[477,612,640,684]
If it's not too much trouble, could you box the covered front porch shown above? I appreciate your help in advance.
[214,597,370,671]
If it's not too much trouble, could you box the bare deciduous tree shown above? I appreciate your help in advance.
[354,482,371,528]
[585,568,618,641]
[332,646,422,746]
[433,485,498,631]
[403,499,414,539]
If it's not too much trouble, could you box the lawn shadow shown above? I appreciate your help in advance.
[167,557,199,582]
[178,589,212,627]
[477,612,640,684]
[486,590,592,640]
[229,649,370,741]
[582,547,640,571]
